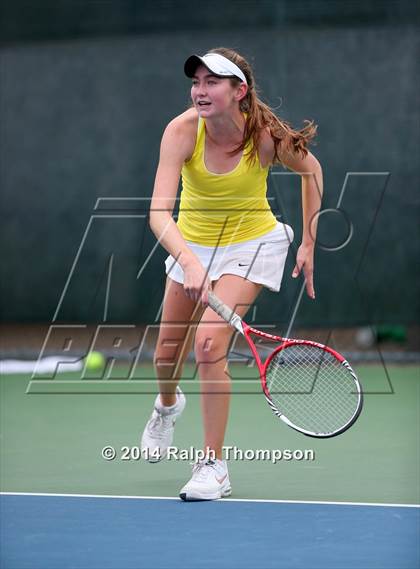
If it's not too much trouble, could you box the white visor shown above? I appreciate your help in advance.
[184,53,247,84]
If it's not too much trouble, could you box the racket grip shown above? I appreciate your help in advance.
[208,291,244,334]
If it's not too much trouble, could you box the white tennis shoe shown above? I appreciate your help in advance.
[141,387,186,463]
[179,458,232,501]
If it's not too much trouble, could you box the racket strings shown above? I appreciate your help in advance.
[265,344,360,435]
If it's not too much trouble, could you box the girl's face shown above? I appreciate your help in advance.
[191,65,245,117]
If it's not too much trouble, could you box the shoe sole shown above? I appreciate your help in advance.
[141,448,167,463]
[179,487,232,501]
[147,456,164,463]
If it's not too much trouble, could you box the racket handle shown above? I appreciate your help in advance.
[208,291,244,335]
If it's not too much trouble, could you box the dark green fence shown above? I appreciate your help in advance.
[1,1,418,44]
[1,11,418,325]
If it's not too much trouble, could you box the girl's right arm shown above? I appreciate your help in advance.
[149,115,210,303]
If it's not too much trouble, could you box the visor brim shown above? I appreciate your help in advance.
[184,55,205,78]
[184,54,236,79]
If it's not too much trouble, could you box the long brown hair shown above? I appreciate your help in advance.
[208,47,317,164]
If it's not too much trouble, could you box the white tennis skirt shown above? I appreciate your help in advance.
[165,222,294,292]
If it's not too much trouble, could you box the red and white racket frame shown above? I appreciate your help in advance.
[240,322,364,438]
[207,291,363,437]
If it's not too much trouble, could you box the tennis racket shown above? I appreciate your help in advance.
[208,291,363,438]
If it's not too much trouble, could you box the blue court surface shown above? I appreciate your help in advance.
[1,493,419,569]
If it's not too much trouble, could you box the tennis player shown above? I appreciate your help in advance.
[141,47,323,501]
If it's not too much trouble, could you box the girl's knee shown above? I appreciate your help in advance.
[194,326,231,364]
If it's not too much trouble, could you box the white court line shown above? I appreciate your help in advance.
[1,492,419,509]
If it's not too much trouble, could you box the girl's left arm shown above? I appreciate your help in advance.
[279,150,323,299]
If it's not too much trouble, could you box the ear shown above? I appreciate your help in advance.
[235,83,248,102]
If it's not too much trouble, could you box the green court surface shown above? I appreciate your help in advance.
[1,364,419,505]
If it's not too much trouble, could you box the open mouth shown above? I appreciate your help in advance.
[197,101,211,107]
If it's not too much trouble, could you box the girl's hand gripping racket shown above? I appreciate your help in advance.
[208,291,363,438]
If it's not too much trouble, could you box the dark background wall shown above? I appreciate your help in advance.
[1,1,419,327]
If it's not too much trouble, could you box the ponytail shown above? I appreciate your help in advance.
[209,47,317,164]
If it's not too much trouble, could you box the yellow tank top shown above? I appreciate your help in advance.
[177,117,277,246]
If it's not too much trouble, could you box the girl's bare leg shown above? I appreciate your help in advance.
[194,275,262,459]
[155,277,205,406]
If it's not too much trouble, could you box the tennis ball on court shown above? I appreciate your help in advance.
[85,351,105,371]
